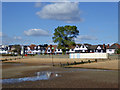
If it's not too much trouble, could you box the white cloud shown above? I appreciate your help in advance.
[13,36,22,40]
[36,2,82,23]
[0,32,7,37]
[0,32,29,45]
[24,29,50,36]
[75,35,97,41]
[35,2,42,7]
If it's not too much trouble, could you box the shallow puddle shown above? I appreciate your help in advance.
[1,68,116,84]
[1,71,59,84]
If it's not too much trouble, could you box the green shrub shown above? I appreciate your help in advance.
[117,49,120,54]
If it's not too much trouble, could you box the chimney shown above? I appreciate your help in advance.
[107,44,110,48]
[103,44,105,49]
[50,45,52,48]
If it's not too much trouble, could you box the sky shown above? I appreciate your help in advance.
[1,2,118,45]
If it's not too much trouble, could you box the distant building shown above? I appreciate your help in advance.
[24,44,48,55]
[0,43,120,55]
[106,43,120,54]
[45,45,57,55]
[88,44,106,53]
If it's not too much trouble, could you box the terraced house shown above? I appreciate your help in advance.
[23,44,48,55]
[0,43,120,55]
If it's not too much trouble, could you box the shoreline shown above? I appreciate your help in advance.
[2,65,118,88]
[64,66,119,71]
[2,58,118,88]
[2,57,119,70]
[64,60,119,70]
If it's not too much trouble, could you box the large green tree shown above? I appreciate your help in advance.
[52,25,79,54]
[12,44,21,55]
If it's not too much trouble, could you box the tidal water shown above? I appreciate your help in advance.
[1,68,115,84]
[1,71,59,84]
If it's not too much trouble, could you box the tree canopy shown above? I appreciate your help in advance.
[52,25,79,54]
[117,49,120,54]
[12,44,21,55]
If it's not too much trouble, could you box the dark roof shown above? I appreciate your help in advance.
[88,44,106,50]
[76,44,82,47]
[84,43,92,46]
[107,43,120,49]
[88,45,98,50]
[108,45,119,49]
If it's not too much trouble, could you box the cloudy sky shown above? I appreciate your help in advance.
[2,2,118,45]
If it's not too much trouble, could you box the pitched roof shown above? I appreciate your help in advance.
[88,45,98,50]
[29,44,36,50]
[84,43,92,46]
[88,44,106,50]
[76,44,82,47]
[107,43,120,49]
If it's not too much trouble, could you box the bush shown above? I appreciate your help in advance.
[117,49,120,54]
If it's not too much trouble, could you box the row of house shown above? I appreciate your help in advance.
[44,43,120,55]
[0,44,48,55]
[0,45,14,54]
[18,43,120,55]
[0,43,120,55]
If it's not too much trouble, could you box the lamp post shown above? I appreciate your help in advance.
[52,47,54,66]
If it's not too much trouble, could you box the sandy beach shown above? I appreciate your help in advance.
[1,57,119,88]
[65,59,119,70]
[1,56,110,64]
[2,57,119,70]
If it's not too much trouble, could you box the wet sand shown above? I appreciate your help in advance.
[1,58,119,88]
[2,57,101,64]
[65,60,119,70]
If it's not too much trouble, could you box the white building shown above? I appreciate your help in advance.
[56,48,62,54]
[0,45,9,54]
[106,49,115,54]
[106,43,119,54]
[79,44,88,53]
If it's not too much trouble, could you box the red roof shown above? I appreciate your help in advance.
[45,45,57,53]
[29,44,36,50]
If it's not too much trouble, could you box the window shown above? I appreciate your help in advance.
[82,45,84,48]
[66,49,69,51]
[48,50,50,52]
[98,50,101,52]
[58,49,60,51]
[72,49,74,51]
[75,50,80,53]
[76,45,79,48]
[109,49,112,51]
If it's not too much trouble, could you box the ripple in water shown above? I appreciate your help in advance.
[1,72,59,84]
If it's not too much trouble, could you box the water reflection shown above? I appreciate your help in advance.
[1,72,59,84]
[1,68,115,84]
